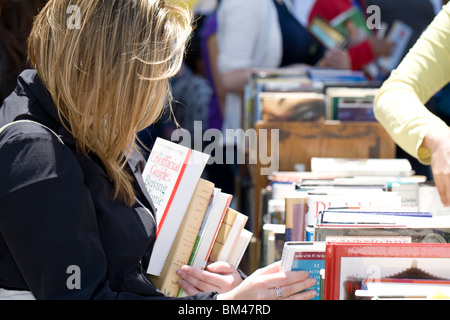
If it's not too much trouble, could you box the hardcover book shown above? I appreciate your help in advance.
[324,242,450,300]
[317,208,433,226]
[310,157,413,177]
[280,241,327,300]
[305,189,403,227]
[178,190,233,297]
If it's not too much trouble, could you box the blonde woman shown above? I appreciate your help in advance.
[0,0,316,300]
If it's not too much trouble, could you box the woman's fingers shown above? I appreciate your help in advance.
[177,265,221,293]
[272,276,317,300]
[205,261,235,274]
[176,262,243,293]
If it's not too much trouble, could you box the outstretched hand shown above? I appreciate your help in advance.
[216,261,317,300]
[422,127,450,206]
[177,261,317,300]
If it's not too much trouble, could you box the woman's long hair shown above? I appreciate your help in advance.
[28,0,193,206]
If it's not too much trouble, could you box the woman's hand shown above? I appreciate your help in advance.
[422,127,450,206]
[216,261,317,300]
[319,48,351,70]
[367,36,395,58]
[177,261,244,295]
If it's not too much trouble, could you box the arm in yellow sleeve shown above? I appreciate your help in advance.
[374,3,450,164]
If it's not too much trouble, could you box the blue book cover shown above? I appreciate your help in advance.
[291,251,326,300]
[281,241,326,300]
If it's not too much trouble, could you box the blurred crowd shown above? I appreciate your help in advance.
[0,0,447,202]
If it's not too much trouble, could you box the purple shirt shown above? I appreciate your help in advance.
[201,13,223,131]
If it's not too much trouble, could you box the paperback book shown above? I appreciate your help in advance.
[149,178,215,296]
[144,138,209,276]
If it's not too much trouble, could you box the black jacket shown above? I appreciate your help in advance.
[0,70,217,300]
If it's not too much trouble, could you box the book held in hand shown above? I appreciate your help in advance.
[144,138,209,276]
[280,241,326,300]
[149,178,214,297]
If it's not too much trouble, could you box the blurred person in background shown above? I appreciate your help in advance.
[215,0,351,204]
[0,0,48,103]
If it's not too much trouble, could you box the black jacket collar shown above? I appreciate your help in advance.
[1,69,156,213]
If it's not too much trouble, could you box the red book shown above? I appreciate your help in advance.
[324,242,450,300]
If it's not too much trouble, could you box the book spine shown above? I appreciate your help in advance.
[209,209,238,263]
[200,198,232,269]
[324,243,342,300]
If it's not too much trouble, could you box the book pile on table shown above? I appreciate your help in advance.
[263,157,450,300]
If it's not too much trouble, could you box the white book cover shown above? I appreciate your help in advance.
[310,157,413,177]
[144,138,209,276]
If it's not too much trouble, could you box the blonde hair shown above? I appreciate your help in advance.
[28,0,192,206]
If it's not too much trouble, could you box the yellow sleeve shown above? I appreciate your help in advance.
[374,3,450,165]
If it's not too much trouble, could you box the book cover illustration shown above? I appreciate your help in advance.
[324,242,450,300]
[357,260,450,299]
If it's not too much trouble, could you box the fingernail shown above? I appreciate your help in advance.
[309,290,317,298]
[309,278,317,286]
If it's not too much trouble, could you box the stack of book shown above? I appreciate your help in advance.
[262,157,450,300]
[242,66,380,131]
[281,241,450,300]
[142,138,252,297]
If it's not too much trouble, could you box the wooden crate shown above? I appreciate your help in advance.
[245,120,396,272]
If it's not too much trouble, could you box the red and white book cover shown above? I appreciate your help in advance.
[143,138,209,276]
[324,242,450,300]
